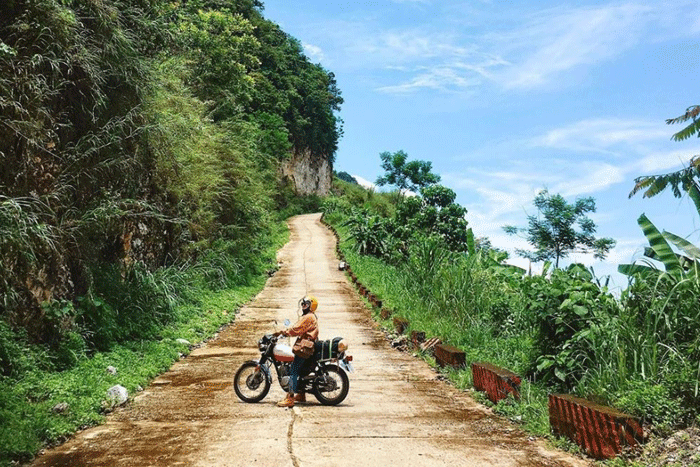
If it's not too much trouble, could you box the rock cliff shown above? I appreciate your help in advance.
[281,149,332,196]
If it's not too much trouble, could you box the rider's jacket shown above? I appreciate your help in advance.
[285,312,319,344]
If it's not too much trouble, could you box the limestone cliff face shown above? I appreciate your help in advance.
[281,149,332,196]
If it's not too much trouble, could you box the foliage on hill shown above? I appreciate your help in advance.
[325,157,700,446]
[0,0,341,345]
[0,2,341,461]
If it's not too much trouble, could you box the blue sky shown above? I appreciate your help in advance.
[262,0,700,291]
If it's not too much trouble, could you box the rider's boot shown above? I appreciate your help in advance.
[277,392,295,407]
[293,392,306,403]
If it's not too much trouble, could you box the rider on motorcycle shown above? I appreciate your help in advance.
[274,296,319,407]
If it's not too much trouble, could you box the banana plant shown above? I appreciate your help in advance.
[618,214,700,394]
[618,214,698,282]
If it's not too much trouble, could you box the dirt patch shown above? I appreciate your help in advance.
[629,428,700,466]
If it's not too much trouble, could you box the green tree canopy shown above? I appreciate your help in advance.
[335,171,357,184]
[629,105,700,213]
[392,185,468,252]
[375,150,440,193]
[504,190,616,268]
[171,1,343,160]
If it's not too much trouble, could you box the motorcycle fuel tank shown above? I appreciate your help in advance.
[273,343,294,362]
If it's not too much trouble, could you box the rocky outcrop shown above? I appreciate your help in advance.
[105,385,128,408]
[281,149,332,196]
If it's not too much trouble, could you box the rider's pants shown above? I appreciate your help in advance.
[290,355,306,393]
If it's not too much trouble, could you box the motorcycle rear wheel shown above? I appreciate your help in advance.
[313,366,349,406]
[233,361,271,403]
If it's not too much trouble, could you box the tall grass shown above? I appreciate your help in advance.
[0,220,288,466]
[337,223,535,375]
[577,272,700,428]
[328,199,700,437]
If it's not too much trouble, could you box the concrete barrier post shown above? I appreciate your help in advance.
[471,362,521,403]
[434,344,465,369]
[548,394,644,459]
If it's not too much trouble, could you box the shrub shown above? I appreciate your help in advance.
[343,210,390,257]
[322,196,352,215]
[615,381,684,433]
[0,322,35,378]
[520,265,621,390]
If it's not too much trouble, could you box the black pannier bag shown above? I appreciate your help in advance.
[315,337,343,360]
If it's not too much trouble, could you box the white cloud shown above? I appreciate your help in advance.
[604,238,649,266]
[450,160,626,233]
[355,30,477,65]
[553,162,627,197]
[376,65,482,94]
[532,119,670,155]
[495,4,653,89]
[352,175,377,190]
[637,148,700,173]
[302,42,325,64]
[279,1,700,95]
[353,2,700,94]
[525,119,700,194]
[447,117,694,221]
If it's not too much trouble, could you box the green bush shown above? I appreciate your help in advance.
[0,322,36,378]
[322,196,352,215]
[343,210,390,257]
[275,193,323,220]
[615,381,684,433]
[521,265,621,390]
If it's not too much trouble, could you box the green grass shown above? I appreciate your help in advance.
[0,221,289,467]
[328,207,699,465]
[329,217,554,440]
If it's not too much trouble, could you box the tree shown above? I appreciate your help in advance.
[391,184,469,252]
[629,105,700,212]
[503,190,616,268]
[375,150,440,194]
[180,9,261,121]
[335,171,357,184]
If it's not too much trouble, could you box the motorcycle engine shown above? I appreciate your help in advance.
[279,363,290,390]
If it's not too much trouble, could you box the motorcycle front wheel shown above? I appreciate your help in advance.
[233,361,271,403]
[313,365,349,406]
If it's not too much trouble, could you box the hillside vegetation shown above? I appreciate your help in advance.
[0,0,340,463]
[323,155,700,464]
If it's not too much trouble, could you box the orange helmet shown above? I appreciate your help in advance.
[300,295,318,312]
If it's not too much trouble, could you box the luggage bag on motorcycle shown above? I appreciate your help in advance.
[315,337,345,360]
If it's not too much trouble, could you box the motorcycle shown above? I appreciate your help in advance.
[233,321,354,406]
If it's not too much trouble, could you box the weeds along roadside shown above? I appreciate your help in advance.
[324,211,559,439]
[0,222,289,467]
[322,180,700,464]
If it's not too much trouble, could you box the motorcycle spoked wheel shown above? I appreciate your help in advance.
[312,365,349,406]
[233,361,271,403]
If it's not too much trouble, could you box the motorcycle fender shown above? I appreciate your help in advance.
[249,360,271,380]
[339,360,354,373]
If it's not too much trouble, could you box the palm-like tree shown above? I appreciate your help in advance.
[630,105,700,210]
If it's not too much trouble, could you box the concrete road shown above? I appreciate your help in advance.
[30,213,590,467]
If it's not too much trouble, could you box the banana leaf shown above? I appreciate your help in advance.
[663,231,700,260]
[618,263,659,277]
[466,227,475,256]
[638,214,682,276]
